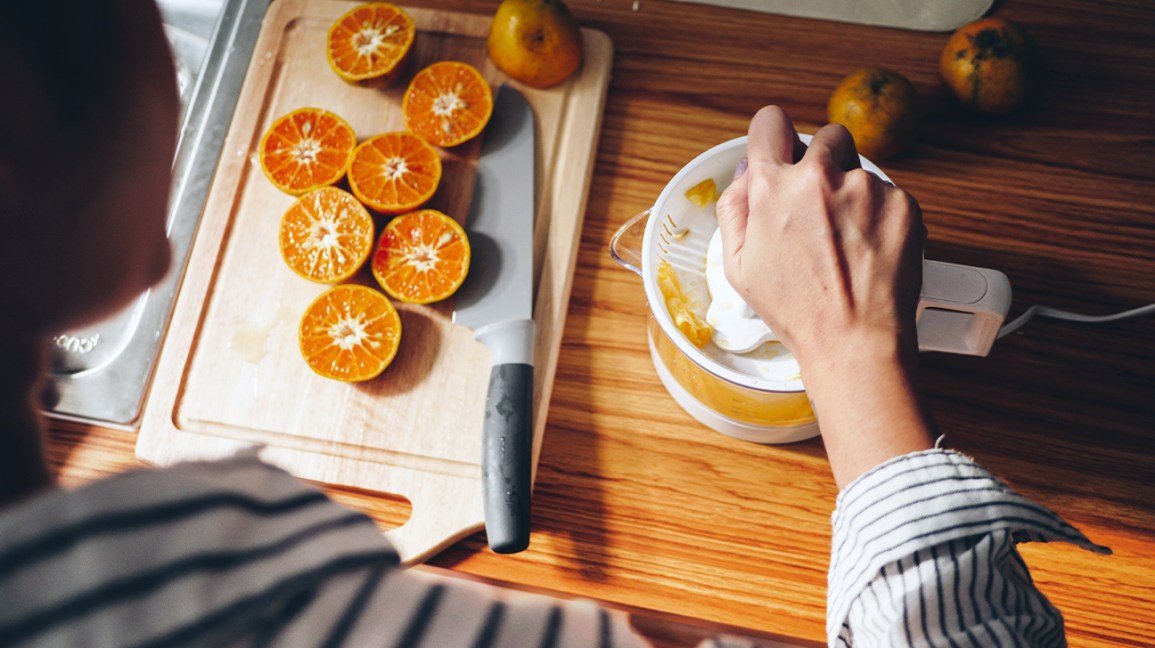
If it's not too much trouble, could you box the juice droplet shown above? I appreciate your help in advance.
[230,326,272,364]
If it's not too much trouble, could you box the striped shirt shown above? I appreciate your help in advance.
[0,450,1107,647]
[829,449,1109,647]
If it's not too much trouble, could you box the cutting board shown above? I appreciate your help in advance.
[136,0,613,564]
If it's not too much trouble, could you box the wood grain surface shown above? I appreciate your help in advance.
[134,0,612,564]
[47,0,1154,645]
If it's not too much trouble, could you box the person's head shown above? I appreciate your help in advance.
[0,0,178,337]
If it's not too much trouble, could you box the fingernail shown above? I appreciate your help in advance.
[734,158,748,179]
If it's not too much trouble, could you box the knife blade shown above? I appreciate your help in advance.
[454,84,536,554]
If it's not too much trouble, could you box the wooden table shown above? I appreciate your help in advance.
[48,0,1154,644]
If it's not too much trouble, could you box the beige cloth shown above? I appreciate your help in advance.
[662,0,993,32]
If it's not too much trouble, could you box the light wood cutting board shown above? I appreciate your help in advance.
[136,0,613,565]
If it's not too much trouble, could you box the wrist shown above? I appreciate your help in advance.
[796,333,935,489]
[795,329,918,388]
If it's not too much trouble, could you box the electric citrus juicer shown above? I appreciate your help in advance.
[610,135,1012,443]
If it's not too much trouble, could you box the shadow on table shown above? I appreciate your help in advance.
[918,240,1155,529]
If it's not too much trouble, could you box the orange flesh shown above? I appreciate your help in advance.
[348,132,442,214]
[259,108,357,195]
[403,62,493,147]
[326,3,415,81]
[279,187,374,283]
[299,284,402,381]
[372,209,471,304]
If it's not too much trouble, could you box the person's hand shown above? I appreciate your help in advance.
[716,106,924,368]
[716,106,935,487]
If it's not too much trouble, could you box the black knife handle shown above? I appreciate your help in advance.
[483,362,533,553]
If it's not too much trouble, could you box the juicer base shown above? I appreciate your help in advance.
[649,338,821,444]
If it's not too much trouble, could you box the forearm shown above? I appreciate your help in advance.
[799,334,935,489]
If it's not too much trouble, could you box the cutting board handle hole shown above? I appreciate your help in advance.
[326,486,412,531]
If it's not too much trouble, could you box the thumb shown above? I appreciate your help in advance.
[715,158,750,261]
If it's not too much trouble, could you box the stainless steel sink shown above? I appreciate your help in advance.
[44,0,269,427]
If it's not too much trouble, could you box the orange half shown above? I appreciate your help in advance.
[259,107,357,195]
[403,61,494,147]
[372,210,471,304]
[326,3,415,82]
[348,132,442,214]
[279,187,374,283]
[299,284,402,382]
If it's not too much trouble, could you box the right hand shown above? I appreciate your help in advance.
[715,106,925,370]
[715,106,935,488]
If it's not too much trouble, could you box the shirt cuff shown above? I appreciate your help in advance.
[825,448,1110,643]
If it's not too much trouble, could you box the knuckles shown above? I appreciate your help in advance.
[880,187,925,240]
[753,105,789,125]
[842,168,876,194]
[796,158,837,193]
[821,122,854,146]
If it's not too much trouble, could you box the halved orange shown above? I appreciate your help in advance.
[326,3,415,83]
[372,210,471,304]
[403,61,494,147]
[279,187,374,283]
[259,108,357,195]
[299,284,402,382]
[348,132,442,214]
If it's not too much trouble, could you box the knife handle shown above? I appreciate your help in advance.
[483,362,533,553]
[476,318,536,554]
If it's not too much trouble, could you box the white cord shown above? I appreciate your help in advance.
[997,302,1155,339]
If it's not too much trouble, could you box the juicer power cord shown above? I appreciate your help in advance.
[997,302,1155,339]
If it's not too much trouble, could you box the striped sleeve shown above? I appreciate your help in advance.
[0,452,398,647]
[322,568,644,648]
[826,449,1111,647]
[0,454,644,648]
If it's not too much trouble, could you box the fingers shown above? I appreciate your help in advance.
[715,158,750,261]
[747,106,805,169]
[896,187,927,244]
[804,123,861,171]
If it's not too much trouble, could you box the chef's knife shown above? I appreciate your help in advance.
[454,85,536,554]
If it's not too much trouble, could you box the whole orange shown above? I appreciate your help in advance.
[487,0,582,89]
[826,67,921,160]
[940,18,1037,114]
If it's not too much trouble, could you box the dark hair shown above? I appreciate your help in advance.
[0,3,123,133]
[0,2,127,224]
